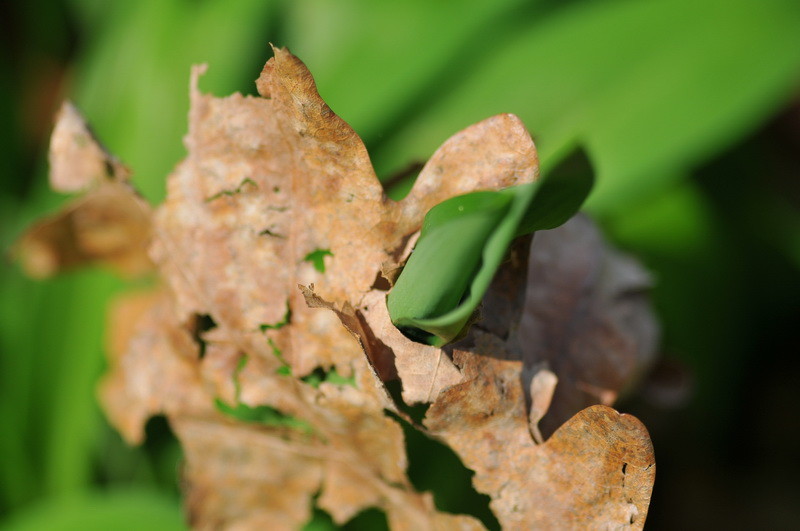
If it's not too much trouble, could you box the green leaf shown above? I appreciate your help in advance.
[0,488,183,531]
[372,0,800,214]
[387,191,513,344]
[285,0,529,146]
[515,148,593,234]
[388,147,593,346]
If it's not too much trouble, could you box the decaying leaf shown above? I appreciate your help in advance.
[108,46,537,529]
[23,46,659,529]
[336,227,656,527]
[49,101,128,192]
[15,182,153,278]
[528,367,558,445]
[423,338,654,529]
[100,289,213,445]
[517,214,659,437]
[15,102,151,278]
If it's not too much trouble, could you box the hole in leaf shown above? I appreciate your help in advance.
[381,160,425,200]
[143,415,174,455]
[94,415,183,494]
[189,313,217,359]
[259,301,291,331]
[301,367,357,389]
[268,338,292,376]
[215,354,313,434]
[370,270,392,291]
[142,415,183,492]
[389,411,500,530]
[231,354,248,398]
[259,305,292,375]
[303,502,389,530]
[103,158,116,179]
[304,249,333,273]
[384,379,429,425]
[214,399,313,435]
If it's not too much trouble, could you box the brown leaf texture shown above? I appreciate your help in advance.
[15,102,151,278]
[25,47,658,529]
[342,246,656,528]
[106,47,534,529]
[424,337,655,529]
[49,101,129,192]
[334,213,658,526]
[518,214,659,438]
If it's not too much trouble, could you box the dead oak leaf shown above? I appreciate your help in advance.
[422,332,655,530]
[49,101,129,192]
[102,286,482,529]
[150,46,537,378]
[28,44,658,530]
[15,102,151,279]
[99,289,213,445]
[324,217,658,528]
[100,46,537,529]
[517,214,659,437]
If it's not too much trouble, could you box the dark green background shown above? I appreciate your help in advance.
[2,0,799,528]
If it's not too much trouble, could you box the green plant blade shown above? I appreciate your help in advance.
[0,488,183,531]
[516,147,594,234]
[372,0,800,215]
[388,147,594,346]
[388,191,514,344]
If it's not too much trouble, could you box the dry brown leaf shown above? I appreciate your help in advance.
[338,288,655,528]
[100,289,213,444]
[424,337,655,529]
[102,47,536,529]
[15,181,153,278]
[324,211,658,527]
[150,49,536,377]
[103,288,484,529]
[528,367,558,445]
[49,101,129,192]
[25,46,659,529]
[15,103,151,278]
[518,214,659,437]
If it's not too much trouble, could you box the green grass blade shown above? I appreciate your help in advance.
[372,0,800,214]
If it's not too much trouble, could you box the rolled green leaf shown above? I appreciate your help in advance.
[387,147,594,346]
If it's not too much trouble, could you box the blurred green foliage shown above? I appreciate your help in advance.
[2,0,800,529]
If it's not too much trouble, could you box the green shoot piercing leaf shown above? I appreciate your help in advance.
[388,147,594,346]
